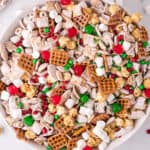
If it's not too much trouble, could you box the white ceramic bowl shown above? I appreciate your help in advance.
[0,1,150,150]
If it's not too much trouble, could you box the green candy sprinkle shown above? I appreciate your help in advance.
[126,60,133,68]
[116,66,121,71]
[119,40,124,45]
[111,102,122,113]
[23,116,34,127]
[64,64,71,71]
[54,114,59,120]
[143,41,149,48]
[146,99,150,103]
[79,93,90,104]
[32,59,38,64]
[131,70,138,74]
[121,53,127,59]
[16,47,22,53]
[139,60,146,65]
[42,87,50,94]
[58,46,63,49]
[50,123,54,127]
[61,147,67,150]
[17,102,24,109]
[43,27,50,33]
[51,81,58,89]
[138,84,145,90]
[47,145,52,150]
[68,59,73,66]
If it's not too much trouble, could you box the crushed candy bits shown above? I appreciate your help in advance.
[0,0,149,150]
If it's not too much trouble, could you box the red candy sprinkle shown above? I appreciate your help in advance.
[42,127,48,134]
[41,50,50,61]
[51,95,61,105]
[68,27,78,38]
[73,64,84,76]
[83,146,92,150]
[131,56,138,62]
[113,44,124,54]
[79,38,84,45]
[15,40,22,47]
[8,85,19,95]
[144,89,150,98]
[61,0,72,5]
[33,111,39,115]
[28,108,32,114]
[117,35,124,42]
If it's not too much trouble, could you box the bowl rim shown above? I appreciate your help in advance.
[0,1,150,150]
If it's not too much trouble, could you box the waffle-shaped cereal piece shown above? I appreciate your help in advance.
[17,54,35,74]
[90,114,110,125]
[118,99,131,109]
[54,117,73,134]
[117,99,131,118]
[67,137,80,150]
[50,49,69,66]
[98,78,116,95]
[48,133,67,150]
[73,9,90,27]
[138,42,146,57]
[0,81,6,93]
[86,64,104,82]
[139,26,149,42]
[108,9,124,26]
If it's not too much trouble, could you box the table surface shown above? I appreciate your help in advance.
[0,0,150,150]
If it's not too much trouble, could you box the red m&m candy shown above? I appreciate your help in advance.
[8,85,19,95]
[144,89,150,98]
[41,50,50,61]
[113,44,124,55]
[83,146,92,150]
[73,64,84,76]
[61,0,72,5]
[51,95,61,105]
[68,27,78,38]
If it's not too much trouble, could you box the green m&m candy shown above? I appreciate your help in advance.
[79,93,90,104]
[121,52,127,59]
[16,47,22,53]
[54,114,59,120]
[143,41,149,48]
[126,60,133,68]
[43,27,50,33]
[85,24,95,35]
[111,102,122,113]
[138,84,145,90]
[23,115,34,127]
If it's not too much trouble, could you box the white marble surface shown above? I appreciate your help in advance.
[0,0,150,150]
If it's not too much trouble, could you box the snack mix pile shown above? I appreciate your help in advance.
[0,0,150,150]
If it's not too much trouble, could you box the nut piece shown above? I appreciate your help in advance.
[63,115,74,127]
[131,13,142,23]
[25,130,36,140]
[132,28,140,40]
[109,4,120,14]
[69,108,78,117]
[144,78,150,89]
[124,16,132,24]
[66,41,76,50]
[59,36,70,48]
